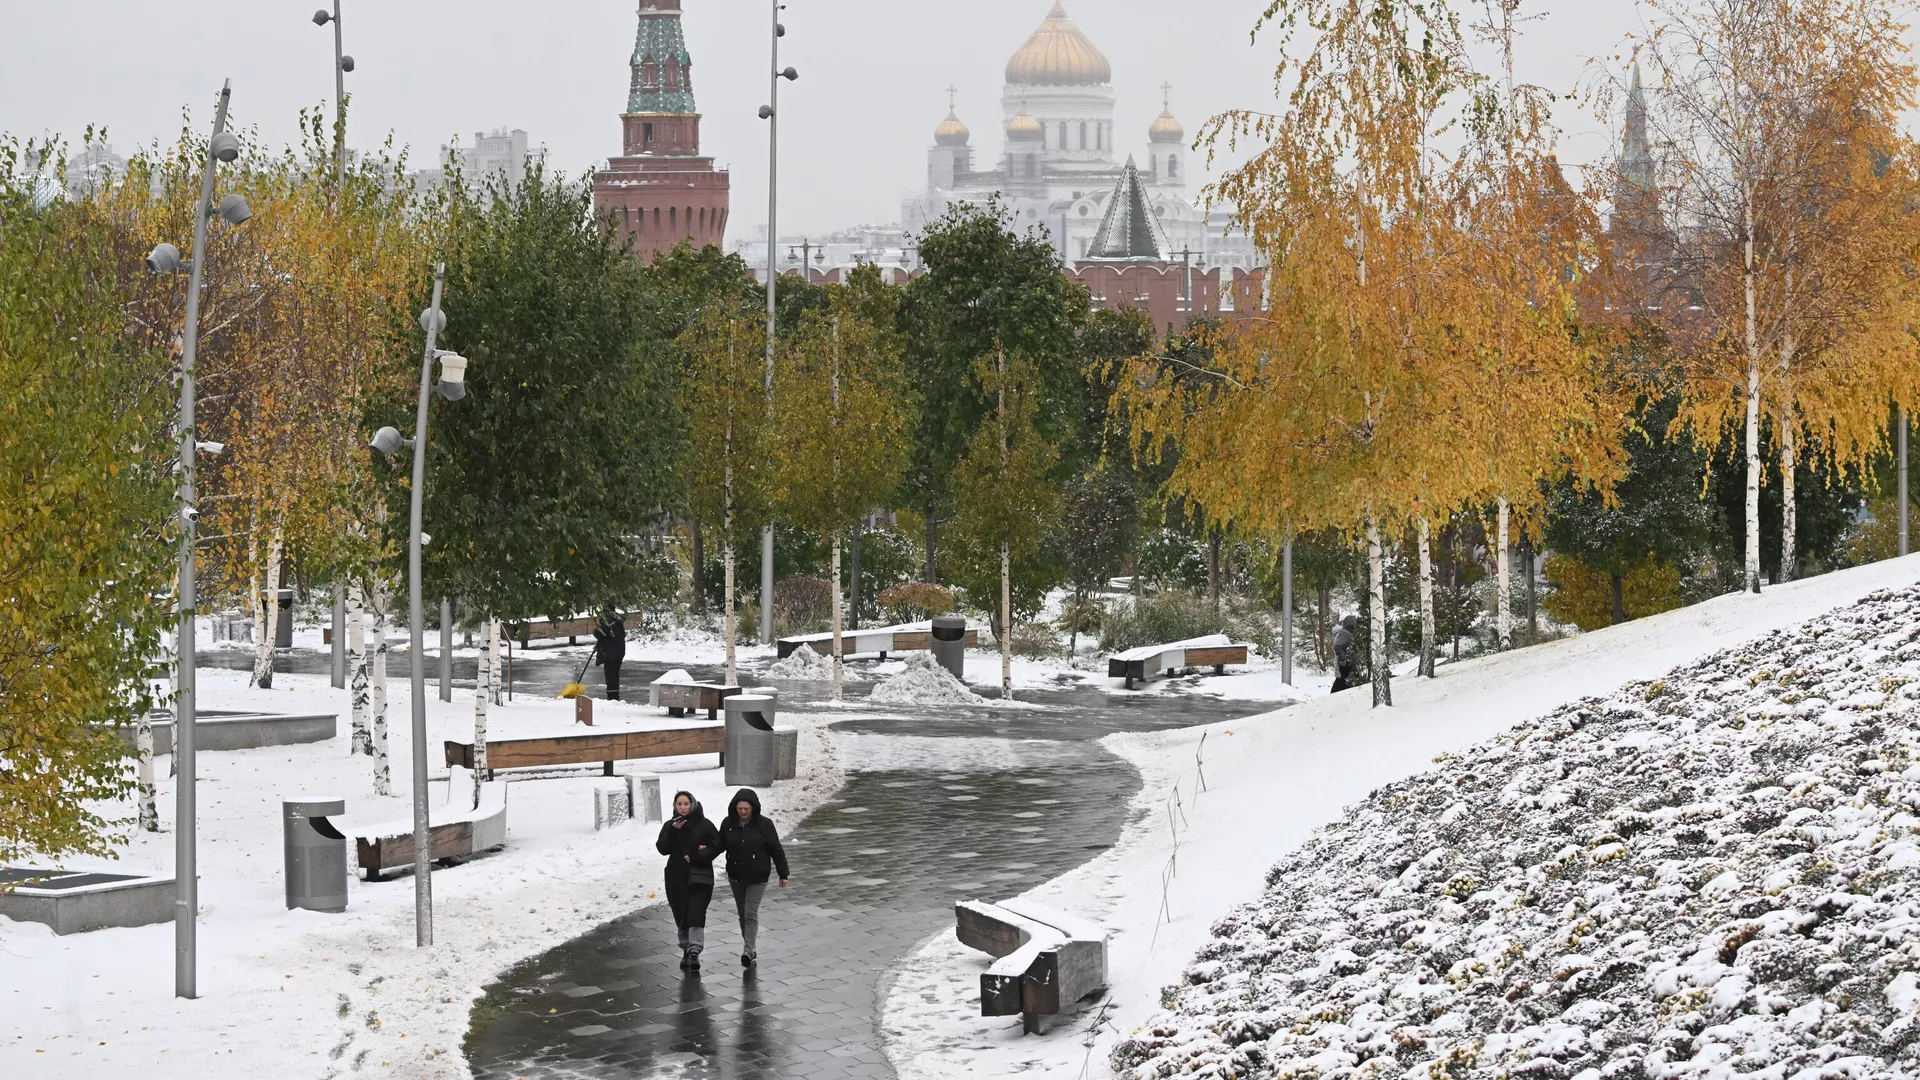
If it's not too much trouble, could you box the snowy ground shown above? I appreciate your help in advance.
[1112,579,1920,1078]
[0,666,843,1079]
[878,556,1920,1079]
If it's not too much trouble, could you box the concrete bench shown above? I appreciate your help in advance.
[648,671,741,720]
[133,710,338,756]
[956,898,1109,1034]
[0,867,177,935]
[353,772,508,882]
[1106,634,1250,689]
[775,621,980,660]
[445,724,725,780]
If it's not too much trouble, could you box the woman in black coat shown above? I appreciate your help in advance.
[718,787,789,967]
[656,791,721,970]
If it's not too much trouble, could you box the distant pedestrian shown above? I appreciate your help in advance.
[718,788,789,967]
[1331,614,1361,692]
[593,608,627,700]
[657,791,720,970]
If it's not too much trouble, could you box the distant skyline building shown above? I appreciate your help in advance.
[593,0,730,262]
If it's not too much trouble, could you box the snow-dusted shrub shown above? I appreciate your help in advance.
[1114,586,1920,1080]
[876,581,955,623]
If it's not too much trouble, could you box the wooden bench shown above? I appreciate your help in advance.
[1107,634,1250,689]
[648,676,741,720]
[956,898,1109,1035]
[776,621,981,660]
[513,611,643,647]
[353,772,508,882]
[444,725,725,780]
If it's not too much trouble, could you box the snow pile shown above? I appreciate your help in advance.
[869,651,987,706]
[767,644,837,681]
[1112,585,1920,1079]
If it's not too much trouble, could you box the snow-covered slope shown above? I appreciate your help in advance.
[1115,582,1920,1079]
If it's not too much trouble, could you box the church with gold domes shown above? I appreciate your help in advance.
[903,2,1229,269]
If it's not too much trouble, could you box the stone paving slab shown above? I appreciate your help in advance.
[464,725,1139,1080]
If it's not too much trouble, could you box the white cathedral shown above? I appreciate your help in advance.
[903,2,1240,267]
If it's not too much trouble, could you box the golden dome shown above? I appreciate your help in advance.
[934,110,970,146]
[1005,2,1111,87]
[1005,106,1043,141]
[1149,107,1184,144]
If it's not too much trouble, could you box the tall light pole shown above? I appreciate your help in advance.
[148,80,251,1001]
[371,265,467,947]
[759,2,798,646]
[312,5,354,186]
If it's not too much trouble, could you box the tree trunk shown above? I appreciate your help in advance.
[348,582,370,755]
[1130,551,1142,598]
[1610,573,1627,626]
[850,518,863,631]
[830,535,844,702]
[136,709,157,832]
[474,616,495,789]
[924,507,939,584]
[1208,531,1221,614]
[1001,540,1013,700]
[1315,581,1331,667]
[1744,189,1763,594]
[371,578,392,797]
[1281,535,1294,686]
[723,541,737,686]
[1367,519,1392,707]
[1524,541,1538,636]
[1495,498,1512,651]
[1418,520,1436,678]
[252,530,283,689]
[691,521,705,615]
[1779,410,1797,583]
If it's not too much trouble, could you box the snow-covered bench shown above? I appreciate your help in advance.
[353,771,508,882]
[1106,634,1249,689]
[955,898,1109,1035]
[648,669,740,720]
[775,621,980,660]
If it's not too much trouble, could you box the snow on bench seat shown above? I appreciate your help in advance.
[352,769,507,881]
[775,621,981,659]
[956,898,1110,1034]
[1106,634,1250,688]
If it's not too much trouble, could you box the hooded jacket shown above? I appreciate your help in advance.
[719,788,789,885]
[656,795,720,887]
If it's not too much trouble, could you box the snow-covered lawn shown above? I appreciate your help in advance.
[880,556,1920,1079]
[1,667,842,1079]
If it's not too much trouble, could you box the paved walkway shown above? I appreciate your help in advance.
[462,714,1190,1079]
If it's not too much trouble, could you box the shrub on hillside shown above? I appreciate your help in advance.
[875,581,955,623]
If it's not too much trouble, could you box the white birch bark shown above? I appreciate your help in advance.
[1418,519,1436,678]
[1744,188,1764,594]
[830,535,844,702]
[1367,519,1392,708]
[251,530,283,689]
[370,577,391,796]
[1001,541,1013,700]
[1495,498,1512,650]
[474,615,495,795]
[136,712,157,832]
[348,582,370,755]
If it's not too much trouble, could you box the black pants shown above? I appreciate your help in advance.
[602,660,622,701]
[665,877,712,929]
[1331,665,1358,693]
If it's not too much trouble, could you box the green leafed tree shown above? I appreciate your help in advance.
[948,349,1063,698]
[1,143,174,864]
[773,266,915,699]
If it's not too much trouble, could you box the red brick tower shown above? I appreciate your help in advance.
[594,0,730,261]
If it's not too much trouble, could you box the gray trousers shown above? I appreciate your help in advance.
[729,879,767,955]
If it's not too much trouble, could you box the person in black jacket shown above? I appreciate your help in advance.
[718,788,789,967]
[1330,614,1361,692]
[656,791,721,970]
[592,609,627,700]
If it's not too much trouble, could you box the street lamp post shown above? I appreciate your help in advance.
[371,264,467,947]
[149,80,251,1001]
[759,1,798,646]
[312,4,354,186]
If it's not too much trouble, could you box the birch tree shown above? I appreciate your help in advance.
[773,269,912,700]
[369,576,392,796]
[348,581,369,755]
[683,306,772,686]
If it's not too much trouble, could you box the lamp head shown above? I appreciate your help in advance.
[781,66,799,82]
[210,131,241,164]
[146,243,184,274]
[370,426,407,459]
[420,307,447,336]
[313,9,332,25]
[758,105,774,120]
[339,55,355,73]
[216,193,251,226]
[434,352,469,401]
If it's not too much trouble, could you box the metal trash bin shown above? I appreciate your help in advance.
[283,796,348,912]
[931,616,967,681]
[724,694,780,786]
[274,588,295,648]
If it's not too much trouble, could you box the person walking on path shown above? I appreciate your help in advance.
[1330,614,1361,693]
[718,788,789,967]
[657,791,721,970]
[592,608,627,701]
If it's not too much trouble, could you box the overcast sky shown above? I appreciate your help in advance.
[8,2,1691,239]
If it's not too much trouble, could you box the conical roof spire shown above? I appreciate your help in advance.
[1085,156,1170,261]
